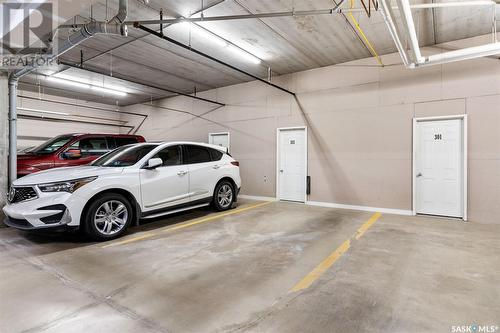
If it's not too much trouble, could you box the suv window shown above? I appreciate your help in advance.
[116,137,139,147]
[106,137,117,149]
[32,135,73,154]
[68,137,108,157]
[107,137,140,150]
[153,146,181,166]
[93,145,158,167]
[209,148,223,161]
[185,145,211,164]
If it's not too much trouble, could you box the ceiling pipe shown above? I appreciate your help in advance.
[59,1,497,29]
[128,1,496,26]
[410,1,495,9]
[383,0,499,68]
[332,0,375,63]
[7,0,129,184]
[18,106,129,124]
[379,0,410,66]
[137,24,296,96]
[18,94,149,119]
[59,60,225,106]
[57,7,345,28]
[18,114,135,133]
[416,42,500,67]
[396,0,424,64]
[346,0,383,66]
[132,8,342,25]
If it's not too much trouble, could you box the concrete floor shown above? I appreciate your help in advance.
[1,199,499,333]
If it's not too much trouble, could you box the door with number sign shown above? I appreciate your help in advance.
[415,119,464,218]
[278,128,307,203]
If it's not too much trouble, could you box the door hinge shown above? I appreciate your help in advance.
[306,176,311,195]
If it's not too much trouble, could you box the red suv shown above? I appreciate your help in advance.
[17,133,146,178]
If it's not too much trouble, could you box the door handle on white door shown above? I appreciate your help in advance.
[416,173,423,177]
[177,171,188,176]
[213,165,221,169]
[280,169,284,173]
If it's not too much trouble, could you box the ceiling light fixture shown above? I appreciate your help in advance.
[179,21,262,65]
[46,76,128,97]
[227,45,262,65]
[91,86,128,97]
[179,21,227,48]
[47,76,91,89]
[18,107,70,116]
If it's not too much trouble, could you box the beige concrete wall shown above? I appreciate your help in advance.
[123,36,500,224]
[15,90,125,150]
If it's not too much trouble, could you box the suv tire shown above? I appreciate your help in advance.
[82,193,133,241]
[213,180,235,211]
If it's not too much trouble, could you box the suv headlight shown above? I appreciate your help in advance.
[38,176,98,193]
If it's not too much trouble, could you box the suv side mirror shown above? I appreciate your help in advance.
[145,158,163,170]
[63,149,82,159]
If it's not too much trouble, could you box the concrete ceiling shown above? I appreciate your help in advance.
[21,0,500,105]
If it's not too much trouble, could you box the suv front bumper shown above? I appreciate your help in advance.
[2,190,87,230]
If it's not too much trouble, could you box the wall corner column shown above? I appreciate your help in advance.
[0,73,9,224]
[8,77,17,186]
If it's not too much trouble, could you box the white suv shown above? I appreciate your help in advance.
[3,142,241,241]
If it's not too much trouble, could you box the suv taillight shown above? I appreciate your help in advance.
[231,161,239,167]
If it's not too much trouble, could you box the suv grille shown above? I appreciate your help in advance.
[9,187,38,203]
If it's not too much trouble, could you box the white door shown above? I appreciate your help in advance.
[140,145,190,211]
[278,128,306,202]
[209,133,230,150]
[415,119,464,218]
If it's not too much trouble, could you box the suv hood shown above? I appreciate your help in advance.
[13,166,124,186]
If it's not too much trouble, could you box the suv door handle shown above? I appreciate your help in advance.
[213,165,221,169]
[177,171,188,176]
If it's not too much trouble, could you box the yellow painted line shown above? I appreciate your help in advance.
[102,201,273,248]
[290,212,382,293]
[355,212,382,240]
[291,239,351,292]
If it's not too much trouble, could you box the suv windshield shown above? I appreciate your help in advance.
[31,135,74,154]
[92,144,158,167]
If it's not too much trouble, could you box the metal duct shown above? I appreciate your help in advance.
[11,0,128,80]
[7,0,129,184]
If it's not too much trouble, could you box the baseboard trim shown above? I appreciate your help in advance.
[239,195,278,202]
[306,200,413,216]
[239,195,413,216]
